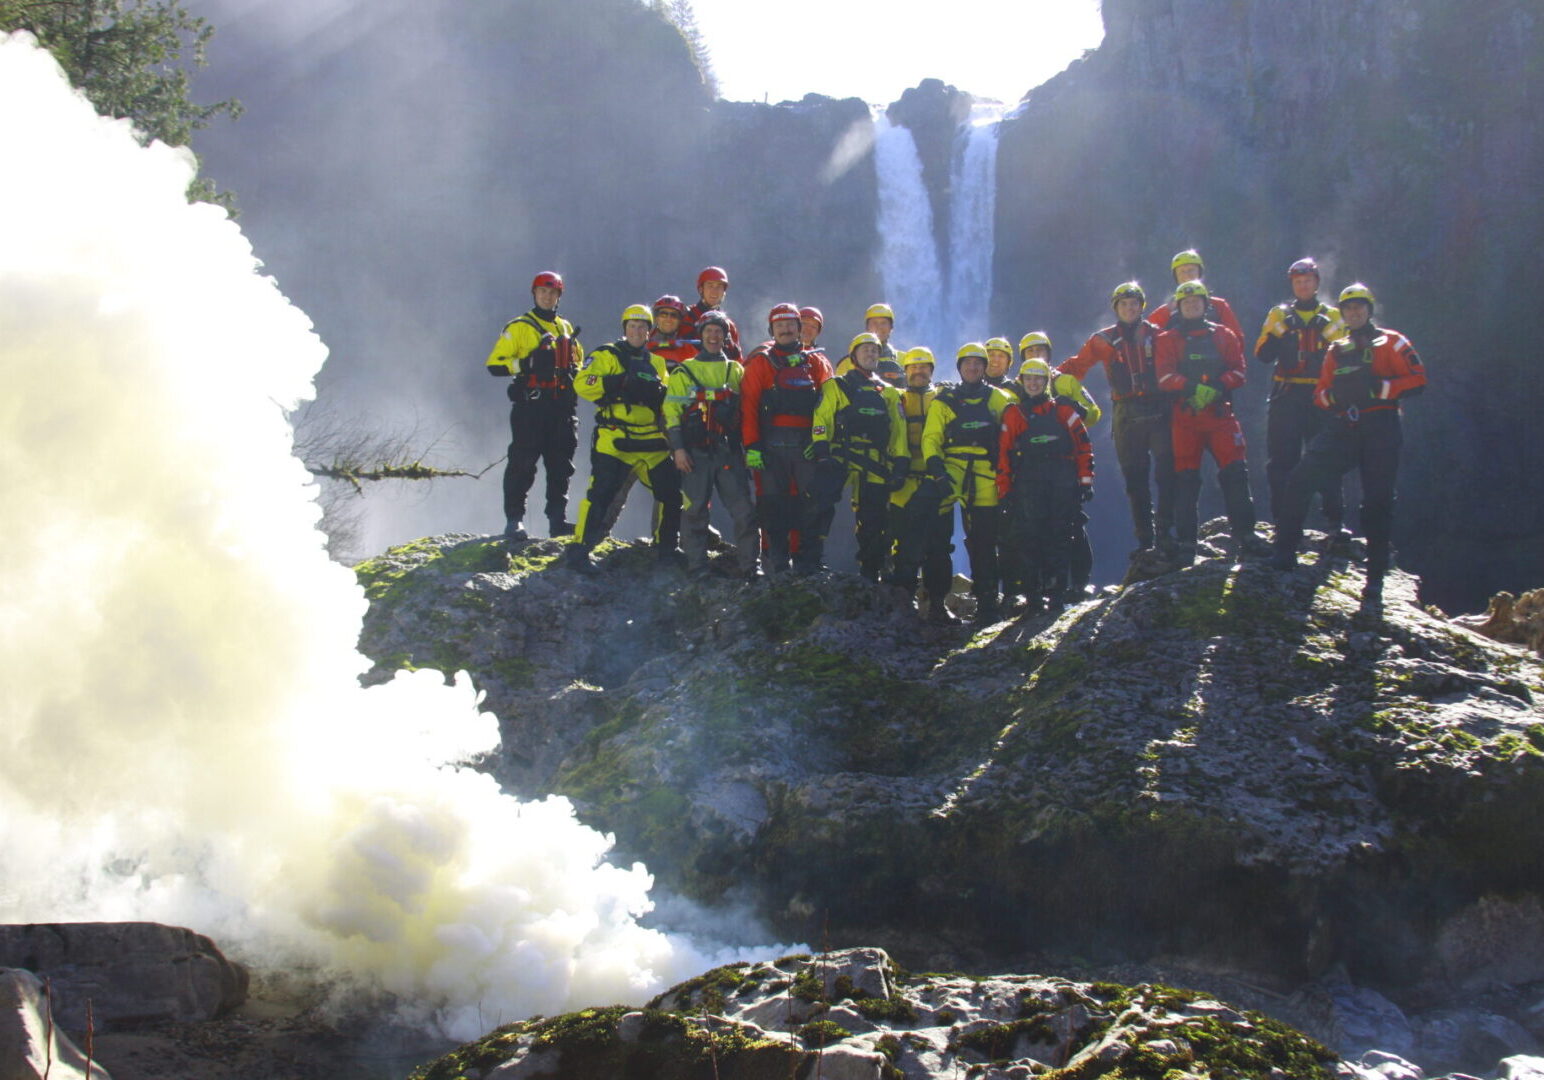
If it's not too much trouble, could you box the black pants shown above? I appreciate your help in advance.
[577,450,682,551]
[1002,461,1079,599]
[502,396,577,523]
[1276,410,1401,577]
[760,435,821,570]
[889,491,954,600]
[1112,398,1174,546]
[961,505,1002,605]
[1266,383,1343,527]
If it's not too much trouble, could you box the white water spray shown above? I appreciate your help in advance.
[946,102,1007,347]
[872,109,947,357]
[0,33,780,1041]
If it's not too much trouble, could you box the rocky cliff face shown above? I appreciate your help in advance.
[356,529,1544,1009]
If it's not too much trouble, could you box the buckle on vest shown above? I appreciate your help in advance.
[1345,405,1360,423]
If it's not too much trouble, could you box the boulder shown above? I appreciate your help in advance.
[0,924,247,1032]
[0,968,107,1080]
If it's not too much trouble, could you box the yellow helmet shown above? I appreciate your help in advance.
[1018,331,1052,356]
[903,346,936,369]
[985,336,1013,355]
[1338,283,1376,308]
[865,302,896,323]
[1018,357,1054,382]
[848,331,882,356]
[956,341,989,364]
[1171,249,1205,279]
[1110,281,1146,309]
[620,303,654,327]
[1173,279,1210,303]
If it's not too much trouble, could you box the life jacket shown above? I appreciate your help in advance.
[510,313,578,395]
[1275,301,1338,380]
[941,385,999,453]
[1097,322,1160,399]
[835,372,893,447]
[759,349,820,419]
[1177,323,1229,397]
[677,361,741,452]
[1327,335,1385,419]
[901,386,933,458]
[1009,396,1067,462]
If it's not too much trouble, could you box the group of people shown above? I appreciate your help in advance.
[486,252,1425,622]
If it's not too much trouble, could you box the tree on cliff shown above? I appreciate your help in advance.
[653,0,717,97]
[0,0,241,209]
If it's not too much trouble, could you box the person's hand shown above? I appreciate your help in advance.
[1190,383,1219,410]
[745,448,764,470]
[673,449,693,473]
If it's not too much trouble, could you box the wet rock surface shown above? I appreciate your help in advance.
[357,529,1544,990]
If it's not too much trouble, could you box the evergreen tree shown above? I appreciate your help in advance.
[0,0,241,209]
[652,0,718,97]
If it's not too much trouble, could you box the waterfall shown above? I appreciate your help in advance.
[872,109,947,358]
[946,102,1007,347]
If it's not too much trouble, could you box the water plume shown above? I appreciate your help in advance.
[0,32,780,1041]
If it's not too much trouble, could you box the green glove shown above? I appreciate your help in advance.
[745,448,764,470]
[1190,383,1219,410]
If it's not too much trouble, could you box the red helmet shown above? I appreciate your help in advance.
[1288,257,1320,279]
[767,302,800,330]
[531,271,564,293]
[798,306,824,328]
[697,266,729,291]
[652,294,687,317]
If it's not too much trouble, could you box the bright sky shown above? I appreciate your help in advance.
[686,0,1106,105]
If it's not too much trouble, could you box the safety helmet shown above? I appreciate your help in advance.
[985,336,1013,355]
[1018,357,1054,382]
[1338,283,1376,308]
[956,342,989,364]
[865,302,896,323]
[1018,331,1052,356]
[767,302,801,330]
[696,309,731,334]
[1288,257,1320,279]
[652,294,687,318]
[531,270,564,294]
[620,303,654,327]
[1110,281,1146,309]
[800,306,824,328]
[903,346,936,369]
[1173,279,1210,303]
[1170,249,1205,278]
[697,266,729,290]
[849,331,882,355]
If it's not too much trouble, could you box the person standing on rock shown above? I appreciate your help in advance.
[741,302,832,573]
[680,266,741,361]
[1021,330,1100,597]
[648,294,698,373]
[887,347,957,622]
[836,303,905,388]
[485,270,582,541]
[799,307,830,367]
[1057,282,1175,556]
[564,304,683,572]
[923,342,1015,625]
[1272,283,1427,610]
[809,332,909,581]
[1149,249,1245,341]
[664,310,758,578]
[997,356,1094,612]
[1155,280,1270,564]
[1255,257,1347,542]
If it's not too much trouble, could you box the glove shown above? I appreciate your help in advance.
[1190,383,1219,411]
[745,448,765,470]
[915,475,947,504]
[888,456,910,491]
[1265,307,1289,338]
[1079,485,1095,503]
[926,457,949,482]
[805,440,831,462]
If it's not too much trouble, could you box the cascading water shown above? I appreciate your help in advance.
[0,33,783,1041]
[946,102,1007,348]
[872,108,948,357]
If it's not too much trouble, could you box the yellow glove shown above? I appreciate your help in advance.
[1265,306,1290,338]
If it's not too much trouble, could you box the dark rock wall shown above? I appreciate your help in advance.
[992,0,1544,611]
